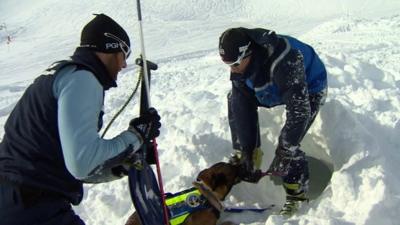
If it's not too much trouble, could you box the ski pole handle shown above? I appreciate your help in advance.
[135,58,158,71]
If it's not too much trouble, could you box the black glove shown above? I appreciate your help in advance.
[267,144,301,176]
[238,151,262,183]
[129,108,161,143]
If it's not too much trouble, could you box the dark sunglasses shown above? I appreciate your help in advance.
[224,41,252,67]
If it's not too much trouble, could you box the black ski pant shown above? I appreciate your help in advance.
[0,182,85,225]
[228,84,327,193]
[280,90,326,194]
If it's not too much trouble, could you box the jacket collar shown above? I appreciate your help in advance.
[71,48,117,90]
[239,49,269,88]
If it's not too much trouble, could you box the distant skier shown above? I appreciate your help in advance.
[219,27,327,215]
[0,14,161,224]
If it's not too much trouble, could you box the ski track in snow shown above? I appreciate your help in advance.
[1,1,400,225]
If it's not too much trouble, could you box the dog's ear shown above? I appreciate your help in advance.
[210,173,220,190]
[213,173,227,190]
[198,162,241,187]
[197,167,226,190]
[217,163,241,186]
[229,164,242,185]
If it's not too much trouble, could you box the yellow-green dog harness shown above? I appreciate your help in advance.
[166,187,209,225]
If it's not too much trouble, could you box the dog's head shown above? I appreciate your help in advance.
[196,162,241,201]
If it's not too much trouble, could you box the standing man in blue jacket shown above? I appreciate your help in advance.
[219,27,327,215]
[0,14,161,224]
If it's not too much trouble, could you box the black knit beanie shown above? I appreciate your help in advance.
[219,28,251,62]
[80,13,130,53]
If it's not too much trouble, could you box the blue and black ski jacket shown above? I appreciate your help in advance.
[228,28,327,153]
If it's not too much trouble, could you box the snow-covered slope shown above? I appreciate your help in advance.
[1,1,400,224]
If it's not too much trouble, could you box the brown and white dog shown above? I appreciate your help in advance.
[125,162,241,225]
